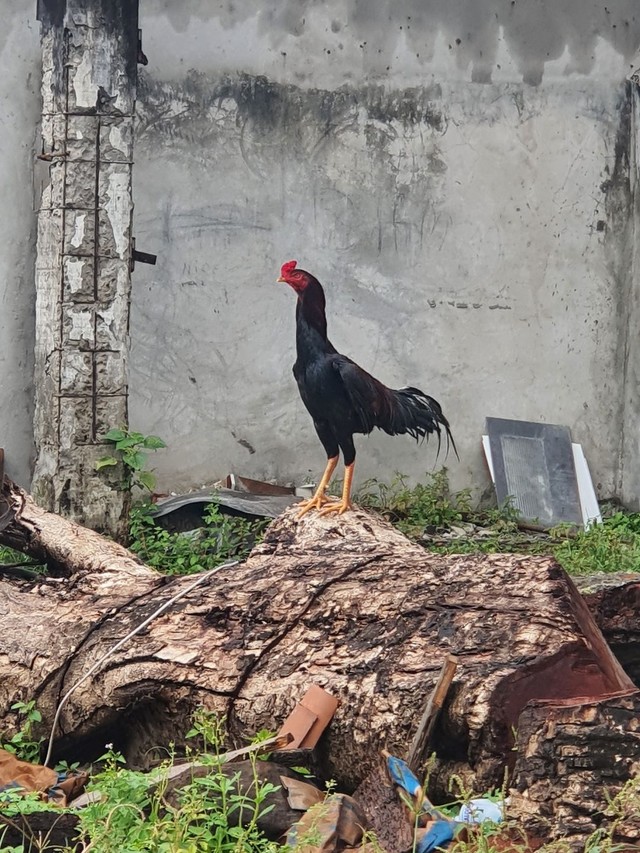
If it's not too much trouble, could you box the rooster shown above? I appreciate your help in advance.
[277,261,457,516]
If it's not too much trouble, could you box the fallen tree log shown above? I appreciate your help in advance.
[0,475,637,816]
[510,692,640,847]
[577,572,640,686]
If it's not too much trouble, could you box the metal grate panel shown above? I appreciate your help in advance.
[486,418,582,527]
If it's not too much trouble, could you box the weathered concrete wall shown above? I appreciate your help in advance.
[3,2,639,504]
[0,1,40,486]
[130,1,640,500]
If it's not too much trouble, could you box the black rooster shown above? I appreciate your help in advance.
[278,260,457,516]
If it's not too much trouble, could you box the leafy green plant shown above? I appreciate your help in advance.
[0,545,33,567]
[70,728,281,853]
[0,544,46,579]
[354,469,472,535]
[552,515,640,575]
[95,428,166,492]
[186,708,228,755]
[129,501,266,576]
[347,470,640,577]
[0,701,44,764]
[0,787,61,853]
[604,509,640,535]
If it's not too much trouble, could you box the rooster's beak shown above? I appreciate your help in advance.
[276,276,285,283]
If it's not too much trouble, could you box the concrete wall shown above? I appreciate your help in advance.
[0,1,40,485]
[130,1,640,500]
[4,2,640,504]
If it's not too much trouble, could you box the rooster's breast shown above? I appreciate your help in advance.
[293,356,355,428]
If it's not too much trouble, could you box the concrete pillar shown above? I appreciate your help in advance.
[33,0,139,537]
[620,79,640,509]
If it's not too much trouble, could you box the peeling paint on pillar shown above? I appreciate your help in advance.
[33,0,139,537]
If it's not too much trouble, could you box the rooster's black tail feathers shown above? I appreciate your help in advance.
[384,386,458,460]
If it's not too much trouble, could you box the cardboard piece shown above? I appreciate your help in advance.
[0,748,57,795]
[277,685,339,750]
[280,776,325,811]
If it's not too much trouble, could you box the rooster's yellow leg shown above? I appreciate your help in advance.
[317,462,354,516]
[297,456,339,518]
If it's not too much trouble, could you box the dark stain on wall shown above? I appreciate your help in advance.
[601,81,633,472]
[37,0,66,28]
[137,71,445,140]
[601,82,632,205]
[145,0,640,87]
[38,0,140,85]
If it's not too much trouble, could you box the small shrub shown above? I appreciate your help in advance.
[552,514,640,575]
[70,726,281,853]
[129,501,267,576]
[95,428,167,493]
[0,701,44,764]
[350,470,640,577]
[0,546,35,568]
[354,469,472,535]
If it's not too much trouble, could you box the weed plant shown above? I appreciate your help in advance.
[2,710,640,852]
[0,701,44,765]
[129,501,267,576]
[353,469,640,577]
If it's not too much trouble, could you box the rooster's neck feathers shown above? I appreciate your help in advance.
[295,276,335,359]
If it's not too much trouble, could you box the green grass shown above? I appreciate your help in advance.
[354,469,473,535]
[0,713,283,853]
[127,470,640,579]
[353,469,640,577]
[5,470,638,582]
[551,512,640,575]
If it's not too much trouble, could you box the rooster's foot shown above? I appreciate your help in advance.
[297,493,338,518]
[317,499,352,517]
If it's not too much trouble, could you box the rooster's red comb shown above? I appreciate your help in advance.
[280,260,298,277]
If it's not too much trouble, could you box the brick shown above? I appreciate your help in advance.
[33,270,63,349]
[96,257,129,302]
[95,395,127,439]
[97,164,133,259]
[59,396,93,448]
[95,295,127,349]
[99,117,134,163]
[95,350,127,394]
[66,115,99,161]
[62,305,95,349]
[64,160,98,208]
[35,210,64,270]
[39,159,65,210]
[39,113,66,155]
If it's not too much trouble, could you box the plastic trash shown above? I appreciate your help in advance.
[457,798,503,824]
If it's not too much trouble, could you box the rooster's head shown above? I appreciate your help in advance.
[277,260,312,294]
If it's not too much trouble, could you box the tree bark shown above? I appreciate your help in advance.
[577,572,640,687]
[509,693,640,847]
[0,476,636,805]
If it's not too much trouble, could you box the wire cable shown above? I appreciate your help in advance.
[43,559,239,767]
